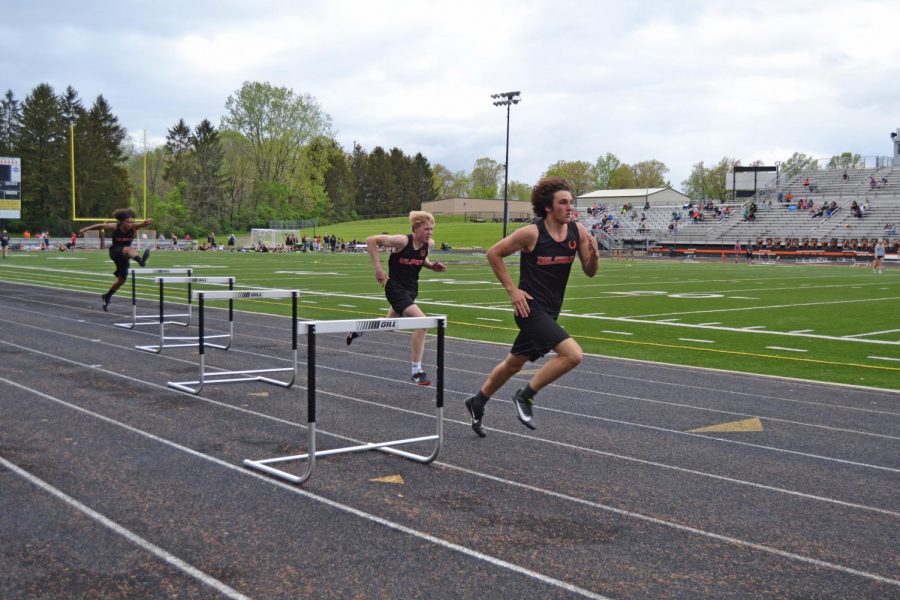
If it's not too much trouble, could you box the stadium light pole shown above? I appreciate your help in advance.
[492,90,521,239]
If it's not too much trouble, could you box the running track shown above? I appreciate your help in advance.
[1,281,898,599]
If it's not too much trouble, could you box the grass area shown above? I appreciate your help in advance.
[248,214,531,251]
[2,249,899,391]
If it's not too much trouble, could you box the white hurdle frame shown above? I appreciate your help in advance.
[243,315,446,485]
[136,276,236,353]
[168,289,299,395]
[114,268,193,329]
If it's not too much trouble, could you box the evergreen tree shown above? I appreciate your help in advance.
[17,83,68,228]
[412,153,437,209]
[0,90,22,156]
[164,119,193,186]
[77,95,131,219]
[190,119,225,227]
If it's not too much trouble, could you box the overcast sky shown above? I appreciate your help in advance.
[4,0,899,191]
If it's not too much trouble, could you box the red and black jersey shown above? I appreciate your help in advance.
[387,234,428,294]
[110,223,135,249]
[519,220,579,316]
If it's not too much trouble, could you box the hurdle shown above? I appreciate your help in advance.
[136,276,236,353]
[243,315,446,485]
[168,289,299,394]
[114,268,193,329]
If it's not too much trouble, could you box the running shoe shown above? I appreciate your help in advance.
[512,389,536,429]
[346,331,360,346]
[140,248,151,267]
[411,371,431,386]
[101,293,110,312]
[464,396,486,437]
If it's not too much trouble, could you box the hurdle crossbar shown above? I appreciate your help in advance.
[136,276,236,353]
[243,315,446,485]
[168,289,298,394]
[114,268,193,329]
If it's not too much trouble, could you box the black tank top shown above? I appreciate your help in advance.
[110,223,135,249]
[519,220,579,315]
[387,234,427,293]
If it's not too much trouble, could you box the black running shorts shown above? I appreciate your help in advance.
[384,282,417,314]
[109,246,130,278]
[512,307,570,362]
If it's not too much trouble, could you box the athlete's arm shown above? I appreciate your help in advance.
[487,224,538,318]
[77,222,115,235]
[576,222,600,277]
[423,240,446,271]
[365,233,407,285]
[134,218,154,229]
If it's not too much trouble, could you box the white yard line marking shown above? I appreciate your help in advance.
[845,328,900,338]
[602,330,634,336]
[337,304,357,308]
[698,322,720,326]
[789,329,814,334]
[0,455,250,600]
[679,338,715,344]
[869,356,900,363]
[728,296,759,300]
[656,318,681,322]
[477,317,503,322]
[742,326,766,330]
[766,346,808,353]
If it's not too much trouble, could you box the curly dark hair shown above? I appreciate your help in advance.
[531,177,573,218]
[113,208,136,222]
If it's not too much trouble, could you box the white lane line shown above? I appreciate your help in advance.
[679,338,715,344]
[303,300,317,304]
[845,328,900,338]
[789,329,814,334]
[601,330,633,336]
[477,317,503,322]
[4,379,898,590]
[0,455,250,600]
[337,304,356,308]
[698,322,720,326]
[869,356,900,363]
[656,318,681,322]
[729,296,759,300]
[767,346,808,353]
[0,379,610,600]
[742,326,766,330]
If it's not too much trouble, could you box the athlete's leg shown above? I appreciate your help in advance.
[401,303,427,364]
[480,352,529,397]
[107,275,127,296]
[527,337,583,392]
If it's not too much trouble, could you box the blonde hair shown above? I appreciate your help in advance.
[409,211,434,231]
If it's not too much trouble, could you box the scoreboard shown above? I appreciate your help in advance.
[0,156,21,219]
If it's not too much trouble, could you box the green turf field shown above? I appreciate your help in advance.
[2,249,898,391]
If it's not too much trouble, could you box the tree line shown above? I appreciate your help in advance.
[0,80,865,235]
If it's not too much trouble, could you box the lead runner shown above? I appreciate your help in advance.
[464,177,599,436]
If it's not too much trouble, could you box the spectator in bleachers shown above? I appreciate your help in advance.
[842,171,849,182]
[869,176,877,189]
[851,200,862,218]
